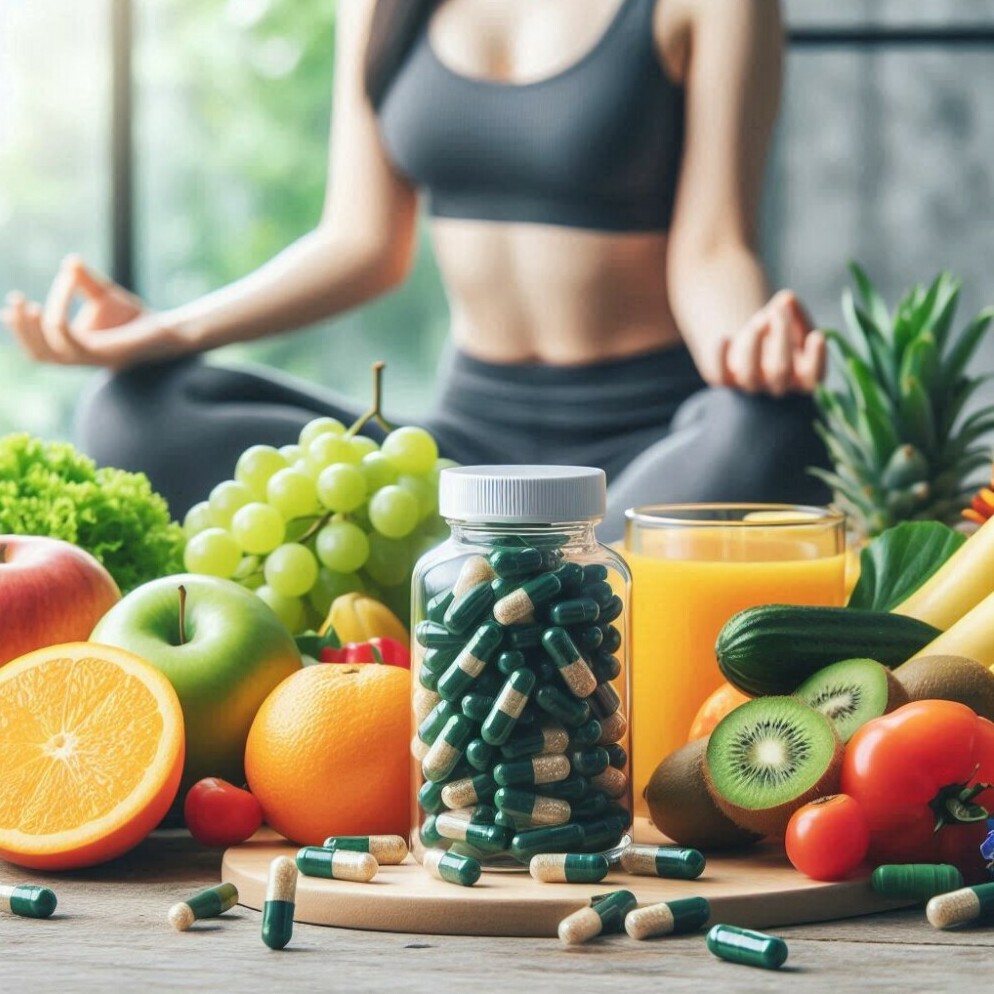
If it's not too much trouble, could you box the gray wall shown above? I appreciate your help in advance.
[764,1,994,384]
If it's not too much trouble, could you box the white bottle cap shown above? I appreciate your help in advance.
[438,466,606,524]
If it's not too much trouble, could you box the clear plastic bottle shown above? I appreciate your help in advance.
[410,466,632,870]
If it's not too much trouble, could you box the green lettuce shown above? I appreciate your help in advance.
[0,433,185,592]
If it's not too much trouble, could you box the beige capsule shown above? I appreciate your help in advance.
[453,555,496,597]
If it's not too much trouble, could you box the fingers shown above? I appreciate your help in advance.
[759,303,792,397]
[724,313,766,392]
[41,256,80,356]
[4,291,49,361]
[791,329,826,392]
[68,257,110,301]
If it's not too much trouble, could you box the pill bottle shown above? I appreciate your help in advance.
[410,465,632,870]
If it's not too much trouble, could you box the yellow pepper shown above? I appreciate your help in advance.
[320,592,409,646]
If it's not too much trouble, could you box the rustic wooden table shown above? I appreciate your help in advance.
[2,831,989,993]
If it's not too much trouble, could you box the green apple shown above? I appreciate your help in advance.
[91,573,301,800]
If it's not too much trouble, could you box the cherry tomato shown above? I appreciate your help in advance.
[784,794,870,881]
[184,777,264,848]
[320,636,410,668]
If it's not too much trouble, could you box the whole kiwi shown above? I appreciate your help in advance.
[644,737,764,851]
[893,654,994,721]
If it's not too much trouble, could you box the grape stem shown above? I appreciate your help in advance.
[347,361,395,437]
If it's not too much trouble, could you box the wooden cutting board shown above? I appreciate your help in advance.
[221,820,914,937]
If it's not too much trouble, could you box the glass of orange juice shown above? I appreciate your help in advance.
[623,503,846,822]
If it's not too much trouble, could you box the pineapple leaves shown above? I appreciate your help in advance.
[842,291,898,396]
[943,307,994,385]
[849,262,892,337]
[898,375,937,457]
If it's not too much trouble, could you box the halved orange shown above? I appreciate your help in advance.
[0,642,185,870]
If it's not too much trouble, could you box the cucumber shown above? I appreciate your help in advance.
[716,605,942,697]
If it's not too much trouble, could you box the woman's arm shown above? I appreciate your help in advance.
[663,0,823,395]
[3,0,418,369]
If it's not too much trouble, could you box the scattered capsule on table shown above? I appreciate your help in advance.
[625,897,711,940]
[542,627,597,699]
[261,855,297,950]
[558,889,637,945]
[0,883,58,920]
[871,864,964,903]
[530,853,609,884]
[437,622,503,700]
[535,685,591,727]
[494,573,562,625]
[453,554,496,597]
[422,848,481,887]
[926,882,994,929]
[495,786,572,828]
[619,843,705,880]
[549,598,601,627]
[706,923,788,970]
[494,753,571,787]
[489,546,544,579]
[441,773,497,809]
[443,580,496,635]
[482,668,537,745]
[322,835,409,865]
[296,847,379,883]
[435,812,510,853]
[422,713,475,781]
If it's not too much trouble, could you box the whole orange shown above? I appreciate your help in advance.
[686,681,751,742]
[244,662,411,845]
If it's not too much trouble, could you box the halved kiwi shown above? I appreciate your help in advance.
[794,657,908,743]
[644,737,763,851]
[704,695,842,837]
[893,654,994,722]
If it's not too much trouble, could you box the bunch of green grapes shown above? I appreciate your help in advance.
[182,417,453,633]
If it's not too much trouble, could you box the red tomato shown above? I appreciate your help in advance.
[320,637,410,668]
[184,777,263,848]
[840,700,994,882]
[785,794,870,881]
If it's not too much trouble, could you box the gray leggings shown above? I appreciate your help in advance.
[76,345,830,542]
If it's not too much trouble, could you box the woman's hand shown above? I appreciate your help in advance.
[2,256,183,369]
[718,290,826,396]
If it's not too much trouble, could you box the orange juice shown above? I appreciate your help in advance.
[625,509,845,819]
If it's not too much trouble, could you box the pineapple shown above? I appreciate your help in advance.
[812,264,994,540]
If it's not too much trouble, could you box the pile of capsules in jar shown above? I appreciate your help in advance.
[412,539,631,868]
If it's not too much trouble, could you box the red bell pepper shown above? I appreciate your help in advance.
[840,699,994,881]
[319,636,410,668]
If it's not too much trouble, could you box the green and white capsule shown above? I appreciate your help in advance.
[530,852,609,884]
[620,844,705,880]
[414,620,465,649]
[511,823,587,863]
[296,846,378,883]
[506,623,545,650]
[926,882,994,929]
[871,864,963,903]
[411,734,430,761]
[542,627,597,699]
[604,743,628,769]
[598,594,624,623]
[453,554,497,597]
[441,773,497,809]
[418,699,459,746]
[422,848,481,887]
[582,579,614,608]
[437,622,503,700]
[461,692,498,723]
[590,680,622,718]
[558,889,637,945]
[413,687,442,726]
[535,685,591,726]
[261,855,297,950]
[625,897,711,940]
[495,786,571,828]
[596,709,628,745]
[489,546,543,579]
[443,580,496,634]
[494,753,571,787]
[571,625,604,653]
[482,668,537,745]
[590,765,628,799]
[549,597,600,627]
[466,737,497,771]
[426,588,455,622]
[501,722,570,759]
[600,625,622,654]
[591,652,622,684]
[0,883,57,920]
[706,923,788,970]
[553,561,584,596]
[577,814,628,853]
[570,746,610,778]
[539,775,590,802]
[322,835,409,865]
[497,649,526,676]
[422,713,475,782]
[420,814,443,846]
[435,811,510,853]
[494,573,562,625]
[418,778,446,814]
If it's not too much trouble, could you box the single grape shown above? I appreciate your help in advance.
[207,480,255,528]
[349,434,380,458]
[363,532,413,587]
[183,500,214,538]
[299,416,346,449]
[308,567,365,617]
[231,501,286,555]
[429,457,460,485]
[279,443,303,464]
[264,542,319,598]
[368,484,420,538]
[398,473,438,521]
[381,426,439,475]
[184,527,242,578]
[317,463,367,513]
[360,451,399,492]
[234,445,288,499]
[316,520,370,573]
[307,433,363,474]
[255,585,305,632]
[267,467,321,520]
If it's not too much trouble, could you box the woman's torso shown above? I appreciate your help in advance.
[377,0,690,364]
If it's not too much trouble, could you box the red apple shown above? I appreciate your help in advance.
[0,535,121,667]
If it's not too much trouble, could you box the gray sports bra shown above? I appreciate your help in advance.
[377,0,685,232]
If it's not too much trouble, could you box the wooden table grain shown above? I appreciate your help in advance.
[2,831,989,993]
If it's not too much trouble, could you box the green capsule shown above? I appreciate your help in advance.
[506,623,544,650]
[461,692,498,723]
[591,652,622,683]
[437,622,503,700]
[435,812,510,853]
[542,627,597,699]
[599,625,622,654]
[421,646,458,676]
[557,888,637,945]
[440,773,497,809]
[582,564,609,584]
[494,753,571,787]
[261,856,297,951]
[539,775,591,802]
[494,574,562,625]
[583,580,614,609]
[321,835,409,864]
[707,924,788,969]
[530,852,610,883]
[871,864,964,902]
[423,848,481,886]
[604,742,628,769]
[501,722,570,759]
[497,649,526,676]
[419,814,443,846]
[422,714,475,782]
[576,814,628,853]
[571,624,604,653]
[549,598,600,627]
[489,546,543,579]
[418,699,459,746]
[443,580,496,634]
[466,737,497,771]
[625,897,711,940]
[472,803,498,823]
[418,778,446,814]
[553,562,585,596]
[590,681,622,718]
[570,746,610,777]
[535,684,592,726]
[926,882,994,928]
[620,843,705,880]
[415,620,465,649]
[599,595,624,624]
[571,791,609,820]
[510,822,587,862]
[494,786,571,828]
[295,846,378,882]
[569,717,603,748]
[482,668,537,745]
[0,884,57,920]
[490,577,518,600]
[426,589,455,622]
